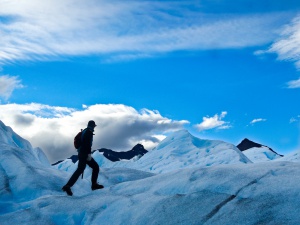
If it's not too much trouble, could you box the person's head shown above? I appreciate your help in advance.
[87,120,97,130]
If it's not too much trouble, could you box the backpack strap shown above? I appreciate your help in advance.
[81,128,87,142]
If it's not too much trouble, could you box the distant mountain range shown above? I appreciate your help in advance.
[54,132,285,170]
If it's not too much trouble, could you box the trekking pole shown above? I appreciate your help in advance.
[81,171,84,179]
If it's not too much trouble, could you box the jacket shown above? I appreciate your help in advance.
[80,128,94,156]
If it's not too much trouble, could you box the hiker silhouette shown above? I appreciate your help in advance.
[62,120,103,196]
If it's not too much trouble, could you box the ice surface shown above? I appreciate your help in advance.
[0,120,50,166]
[0,120,32,151]
[243,146,283,162]
[276,149,300,162]
[1,121,300,224]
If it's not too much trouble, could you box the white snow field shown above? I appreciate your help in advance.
[1,120,300,225]
[242,146,283,163]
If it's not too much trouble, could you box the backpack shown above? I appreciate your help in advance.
[74,129,85,149]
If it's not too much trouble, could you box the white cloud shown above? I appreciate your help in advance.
[250,118,267,124]
[195,111,231,131]
[268,15,300,68]
[0,0,288,63]
[290,115,300,123]
[286,78,300,88]
[138,134,167,151]
[0,103,189,163]
[0,75,24,100]
[256,13,300,88]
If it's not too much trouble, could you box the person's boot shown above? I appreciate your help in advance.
[91,183,104,190]
[62,185,73,196]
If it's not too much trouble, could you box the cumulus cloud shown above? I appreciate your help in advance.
[0,103,189,163]
[195,111,231,131]
[0,75,24,100]
[0,0,289,63]
[250,118,267,124]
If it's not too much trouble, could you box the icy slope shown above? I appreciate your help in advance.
[0,120,33,151]
[0,120,50,166]
[0,141,154,214]
[242,147,283,162]
[276,149,300,162]
[128,130,251,173]
[2,157,300,224]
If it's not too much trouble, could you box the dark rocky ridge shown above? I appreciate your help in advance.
[52,144,148,165]
[99,143,148,162]
[237,138,283,157]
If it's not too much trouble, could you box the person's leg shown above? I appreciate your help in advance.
[87,158,99,185]
[66,157,87,187]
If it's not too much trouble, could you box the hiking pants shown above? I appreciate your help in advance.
[66,156,99,187]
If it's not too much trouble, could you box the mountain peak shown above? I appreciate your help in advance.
[237,138,263,151]
[132,143,146,152]
[237,138,283,159]
[167,129,192,139]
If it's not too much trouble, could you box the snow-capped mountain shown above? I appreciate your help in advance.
[2,120,300,225]
[237,138,283,163]
[127,130,251,173]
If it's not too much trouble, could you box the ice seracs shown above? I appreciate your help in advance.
[0,120,33,151]
[0,120,50,166]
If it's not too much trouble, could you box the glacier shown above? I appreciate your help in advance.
[1,120,300,225]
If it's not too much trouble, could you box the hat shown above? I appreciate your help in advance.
[87,120,97,127]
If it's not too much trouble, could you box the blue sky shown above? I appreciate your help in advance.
[0,0,300,162]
